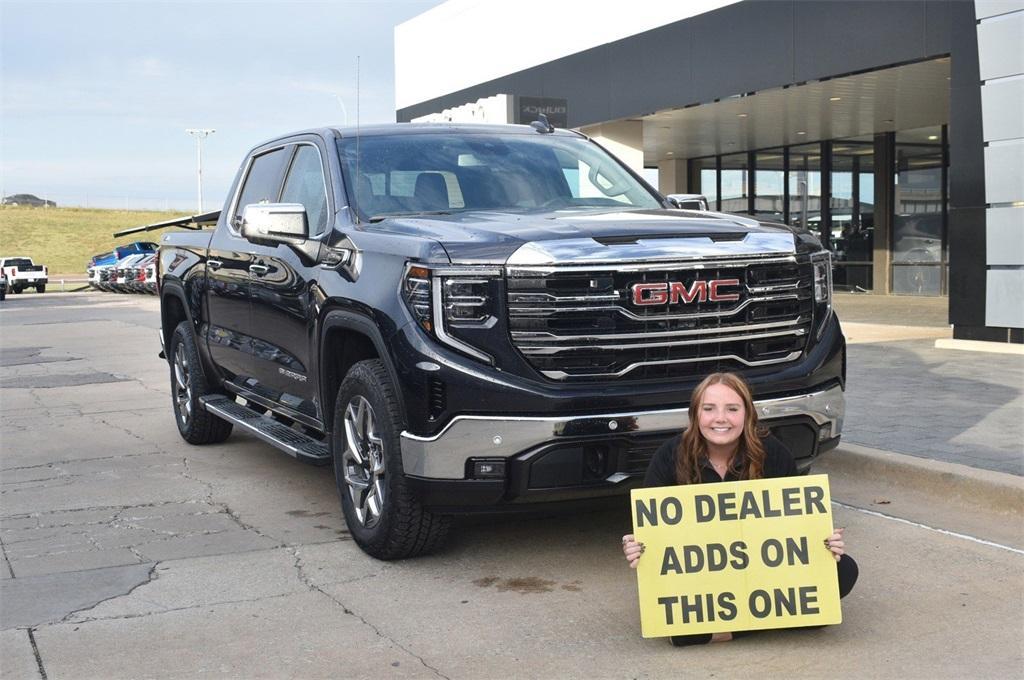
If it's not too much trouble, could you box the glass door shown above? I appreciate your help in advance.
[892,126,946,296]
[831,139,875,291]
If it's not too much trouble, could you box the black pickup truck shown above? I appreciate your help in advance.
[151,123,845,560]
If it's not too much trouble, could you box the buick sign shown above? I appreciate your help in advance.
[631,279,741,306]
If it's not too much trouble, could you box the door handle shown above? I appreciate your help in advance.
[207,259,223,271]
[249,264,270,276]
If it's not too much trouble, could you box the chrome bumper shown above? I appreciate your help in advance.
[400,383,845,480]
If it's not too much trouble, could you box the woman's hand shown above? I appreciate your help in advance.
[622,533,645,568]
[825,527,845,562]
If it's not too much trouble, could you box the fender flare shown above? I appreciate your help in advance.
[159,281,195,349]
[319,309,407,429]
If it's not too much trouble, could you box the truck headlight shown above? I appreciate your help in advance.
[402,264,500,364]
[811,252,833,337]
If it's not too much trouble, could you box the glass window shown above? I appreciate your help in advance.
[233,148,288,227]
[892,126,944,295]
[787,144,822,233]
[720,153,748,214]
[280,145,329,235]
[337,133,662,221]
[691,157,718,209]
[831,139,875,291]
[754,150,785,222]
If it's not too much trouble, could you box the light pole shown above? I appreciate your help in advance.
[186,128,215,213]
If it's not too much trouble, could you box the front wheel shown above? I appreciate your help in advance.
[169,321,233,444]
[332,359,449,560]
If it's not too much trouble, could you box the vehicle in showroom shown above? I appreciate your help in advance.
[141,122,845,560]
[1,256,48,293]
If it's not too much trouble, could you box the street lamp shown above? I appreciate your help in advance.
[186,128,215,213]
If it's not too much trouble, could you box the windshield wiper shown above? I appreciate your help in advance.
[368,210,454,223]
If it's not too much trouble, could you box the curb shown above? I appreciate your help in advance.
[935,338,1024,355]
[814,442,1023,517]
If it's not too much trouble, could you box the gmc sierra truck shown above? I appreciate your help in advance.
[146,122,845,560]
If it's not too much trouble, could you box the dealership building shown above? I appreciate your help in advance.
[395,0,1023,344]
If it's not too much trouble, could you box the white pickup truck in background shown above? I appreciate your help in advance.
[1,256,49,294]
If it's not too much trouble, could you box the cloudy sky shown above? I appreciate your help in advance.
[1,0,442,211]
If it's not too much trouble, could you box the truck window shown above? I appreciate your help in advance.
[337,133,661,221]
[233,147,288,230]
[280,145,329,235]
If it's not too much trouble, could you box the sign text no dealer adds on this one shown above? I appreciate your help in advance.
[630,475,842,637]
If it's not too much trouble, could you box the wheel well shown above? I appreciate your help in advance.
[322,327,379,430]
[162,293,188,352]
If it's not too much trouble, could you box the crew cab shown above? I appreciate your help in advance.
[148,123,846,560]
[1,257,48,294]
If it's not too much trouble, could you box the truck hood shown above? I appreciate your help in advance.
[373,208,813,264]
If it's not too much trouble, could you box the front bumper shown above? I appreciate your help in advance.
[401,381,844,486]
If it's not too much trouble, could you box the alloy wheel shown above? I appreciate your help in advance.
[173,343,193,427]
[342,395,386,527]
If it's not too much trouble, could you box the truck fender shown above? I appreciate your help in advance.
[319,310,407,432]
[160,282,194,350]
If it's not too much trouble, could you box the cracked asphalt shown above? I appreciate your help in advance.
[1,292,1022,680]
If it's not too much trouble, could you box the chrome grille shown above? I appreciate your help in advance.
[507,257,813,381]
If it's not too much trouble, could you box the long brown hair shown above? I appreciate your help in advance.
[675,372,768,484]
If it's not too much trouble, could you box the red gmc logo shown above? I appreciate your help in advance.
[631,279,741,306]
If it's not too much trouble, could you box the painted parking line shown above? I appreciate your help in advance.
[833,500,1024,556]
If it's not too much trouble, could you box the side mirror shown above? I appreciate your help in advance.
[666,196,681,208]
[240,203,308,245]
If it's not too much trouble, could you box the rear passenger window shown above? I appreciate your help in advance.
[280,145,330,235]
[233,148,288,229]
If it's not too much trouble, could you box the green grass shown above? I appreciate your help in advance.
[0,206,195,276]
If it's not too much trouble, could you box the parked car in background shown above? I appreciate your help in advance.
[0,256,48,293]
[2,193,56,208]
[112,254,148,293]
[87,242,160,292]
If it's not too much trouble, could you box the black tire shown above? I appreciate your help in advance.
[169,321,233,445]
[13,287,22,294]
[332,359,450,560]
[35,284,45,294]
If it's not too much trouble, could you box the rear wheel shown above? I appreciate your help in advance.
[169,321,233,444]
[332,359,449,559]
[35,284,45,294]
[13,286,22,294]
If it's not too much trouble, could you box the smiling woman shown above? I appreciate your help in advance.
[621,371,858,646]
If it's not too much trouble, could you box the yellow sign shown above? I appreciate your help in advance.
[630,474,841,637]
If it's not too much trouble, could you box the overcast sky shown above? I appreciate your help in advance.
[1,0,443,211]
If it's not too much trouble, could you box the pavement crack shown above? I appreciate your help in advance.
[217,500,286,548]
[287,547,450,680]
[0,533,16,578]
[27,628,48,680]
[1,451,163,473]
[56,563,159,624]
[68,592,296,624]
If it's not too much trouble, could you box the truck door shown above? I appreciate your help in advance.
[206,147,288,387]
[246,142,329,421]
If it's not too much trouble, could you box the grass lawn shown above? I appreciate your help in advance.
[0,206,196,276]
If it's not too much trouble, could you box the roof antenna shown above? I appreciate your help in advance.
[530,112,555,133]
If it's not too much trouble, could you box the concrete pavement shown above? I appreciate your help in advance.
[1,292,1022,679]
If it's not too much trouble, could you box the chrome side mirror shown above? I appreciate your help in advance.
[240,203,308,244]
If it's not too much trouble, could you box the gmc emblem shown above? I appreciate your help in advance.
[631,279,741,306]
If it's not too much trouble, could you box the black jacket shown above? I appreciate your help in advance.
[642,433,798,488]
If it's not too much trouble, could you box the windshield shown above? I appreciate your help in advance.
[336,132,661,221]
